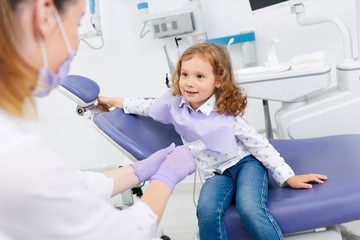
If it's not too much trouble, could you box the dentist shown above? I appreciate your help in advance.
[0,0,197,239]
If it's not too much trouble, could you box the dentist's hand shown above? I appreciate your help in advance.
[150,145,197,192]
[131,143,175,183]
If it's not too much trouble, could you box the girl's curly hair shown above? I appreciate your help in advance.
[171,42,247,117]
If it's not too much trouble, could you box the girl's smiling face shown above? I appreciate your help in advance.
[179,54,221,111]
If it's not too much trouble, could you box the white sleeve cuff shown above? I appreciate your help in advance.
[271,163,295,187]
[123,98,136,114]
[123,98,155,116]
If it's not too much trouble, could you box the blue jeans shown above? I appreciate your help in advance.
[197,155,283,240]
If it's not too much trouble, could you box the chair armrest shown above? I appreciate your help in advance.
[59,75,100,107]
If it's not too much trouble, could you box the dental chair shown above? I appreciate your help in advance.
[59,75,360,240]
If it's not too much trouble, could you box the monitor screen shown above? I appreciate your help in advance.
[249,0,292,12]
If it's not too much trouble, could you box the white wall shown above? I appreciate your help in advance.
[36,0,357,173]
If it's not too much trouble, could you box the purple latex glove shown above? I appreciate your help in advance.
[150,145,197,192]
[130,143,175,183]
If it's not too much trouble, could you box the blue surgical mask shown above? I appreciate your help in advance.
[34,6,76,97]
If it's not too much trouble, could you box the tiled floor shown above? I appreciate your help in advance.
[153,182,360,240]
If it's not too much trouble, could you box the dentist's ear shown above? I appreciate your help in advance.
[34,0,57,38]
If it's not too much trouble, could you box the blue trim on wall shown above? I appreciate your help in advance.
[137,2,149,10]
[206,32,255,45]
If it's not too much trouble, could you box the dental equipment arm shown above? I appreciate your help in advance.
[80,0,104,49]
[163,44,175,75]
[89,0,101,33]
[291,3,353,60]
[266,38,280,67]
[356,0,360,58]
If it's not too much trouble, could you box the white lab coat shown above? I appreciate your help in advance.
[0,109,160,240]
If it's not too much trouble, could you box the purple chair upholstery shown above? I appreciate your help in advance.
[62,75,360,238]
[93,109,182,160]
[93,109,360,239]
[225,135,360,239]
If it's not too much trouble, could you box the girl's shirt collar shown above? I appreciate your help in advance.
[179,94,217,116]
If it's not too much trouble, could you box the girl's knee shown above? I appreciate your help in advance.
[197,203,223,223]
[197,202,213,218]
[237,202,265,222]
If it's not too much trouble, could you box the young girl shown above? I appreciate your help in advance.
[98,42,328,240]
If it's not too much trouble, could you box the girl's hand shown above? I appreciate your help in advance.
[97,96,124,110]
[285,174,328,189]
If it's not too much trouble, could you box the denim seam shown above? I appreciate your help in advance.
[261,172,283,240]
[217,184,234,239]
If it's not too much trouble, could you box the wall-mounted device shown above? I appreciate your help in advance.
[136,0,205,40]
[151,12,195,38]
[80,0,104,49]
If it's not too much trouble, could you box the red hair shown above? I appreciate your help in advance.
[172,42,247,117]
